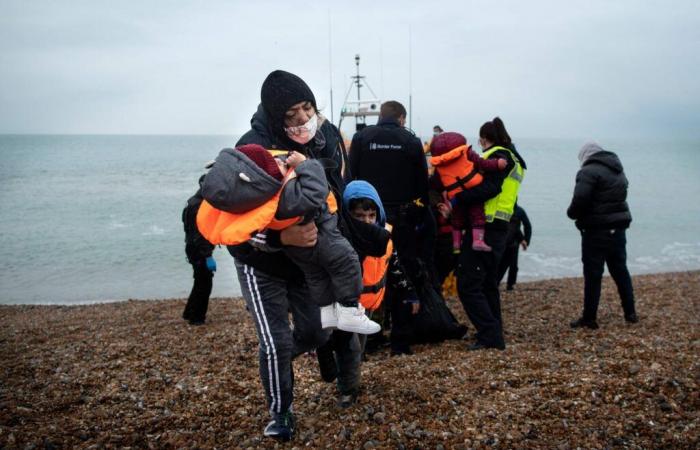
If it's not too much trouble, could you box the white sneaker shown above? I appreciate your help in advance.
[335,303,381,335]
[320,304,338,329]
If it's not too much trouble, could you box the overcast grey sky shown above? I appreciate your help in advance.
[1,0,698,139]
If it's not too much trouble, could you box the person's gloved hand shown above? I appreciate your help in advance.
[206,256,217,272]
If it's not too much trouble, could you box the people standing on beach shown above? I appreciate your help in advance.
[567,141,638,329]
[181,174,215,326]
[452,117,526,351]
[348,100,432,354]
[201,70,363,441]
[498,204,532,291]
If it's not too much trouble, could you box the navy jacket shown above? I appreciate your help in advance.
[348,118,428,208]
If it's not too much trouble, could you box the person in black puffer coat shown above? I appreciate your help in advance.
[182,174,216,325]
[567,141,638,330]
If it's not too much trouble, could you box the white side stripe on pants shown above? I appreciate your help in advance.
[244,264,282,413]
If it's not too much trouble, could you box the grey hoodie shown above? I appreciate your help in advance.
[577,141,604,166]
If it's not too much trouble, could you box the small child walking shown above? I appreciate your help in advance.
[429,132,507,252]
[342,180,421,356]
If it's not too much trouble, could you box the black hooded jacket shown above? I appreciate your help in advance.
[567,151,632,230]
[348,118,429,208]
[182,187,215,264]
[227,105,349,279]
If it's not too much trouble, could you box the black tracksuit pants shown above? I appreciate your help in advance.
[183,261,213,322]
[581,228,636,321]
[235,261,362,415]
[498,244,520,288]
[456,227,507,348]
[386,290,416,352]
[384,206,425,350]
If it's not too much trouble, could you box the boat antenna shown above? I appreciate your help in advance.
[408,26,413,130]
[327,10,334,123]
[355,54,362,103]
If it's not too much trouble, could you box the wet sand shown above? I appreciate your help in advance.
[1,271,698,449]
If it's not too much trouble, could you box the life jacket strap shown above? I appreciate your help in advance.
[362,276,387,294]
[443,168,480,192]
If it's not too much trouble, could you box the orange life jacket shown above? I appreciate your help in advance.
[196,172,338,246]
[429,144,483,200]
[360,238,394,311]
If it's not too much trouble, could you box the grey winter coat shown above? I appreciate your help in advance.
[201,147,331,232]
[567,150,632,230]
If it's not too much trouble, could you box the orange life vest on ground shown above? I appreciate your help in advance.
[360,238,394,311]
[196,173,338,246]
[429,145,483,200]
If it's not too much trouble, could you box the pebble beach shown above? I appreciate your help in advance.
[1,271,698,449]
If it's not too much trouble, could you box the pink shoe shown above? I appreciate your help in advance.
[471,228,492,252]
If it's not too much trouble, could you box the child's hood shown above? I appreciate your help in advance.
[342,180,386,226]
[201,147,283,214]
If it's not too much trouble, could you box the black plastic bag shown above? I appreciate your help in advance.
[412,282,468,344]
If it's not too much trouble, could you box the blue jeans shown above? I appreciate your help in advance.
[581,229,636,321]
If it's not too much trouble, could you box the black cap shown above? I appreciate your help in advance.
[260,70,316,129]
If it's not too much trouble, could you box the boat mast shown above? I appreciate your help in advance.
[408,26,413,130]
[327,10,334,124]
[338,54,380,132]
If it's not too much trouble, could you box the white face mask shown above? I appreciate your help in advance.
[285,114,318,144]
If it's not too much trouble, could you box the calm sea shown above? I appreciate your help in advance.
[1,135,698,304]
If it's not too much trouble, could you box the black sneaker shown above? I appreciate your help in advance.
[570,317,599,330]
[390,345,413,356]
[316,341,338,383]
[624,313,639,324]
[188,319,205,326]
[337,390,358,409]
[467,341,505,351]
[263,410,295,441]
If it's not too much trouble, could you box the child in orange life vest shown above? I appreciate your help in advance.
[340,180,420,356]
[206,144,381,335]
[429,132,507,252]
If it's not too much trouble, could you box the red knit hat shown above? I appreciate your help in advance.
[430,132,468,157]
[236,144,284,181]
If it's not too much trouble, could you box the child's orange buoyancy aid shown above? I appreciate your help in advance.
[196,172,338,246]
[429,144,483,200]
[360,239,394,311]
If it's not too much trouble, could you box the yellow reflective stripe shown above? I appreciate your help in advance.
[482,145,522,224]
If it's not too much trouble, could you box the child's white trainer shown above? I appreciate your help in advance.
[335,304,381,334]
[320,304,338,329]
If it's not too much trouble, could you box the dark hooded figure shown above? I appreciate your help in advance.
[567,141,638,329]
[202,70,362,442]
[181,174,215,325]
